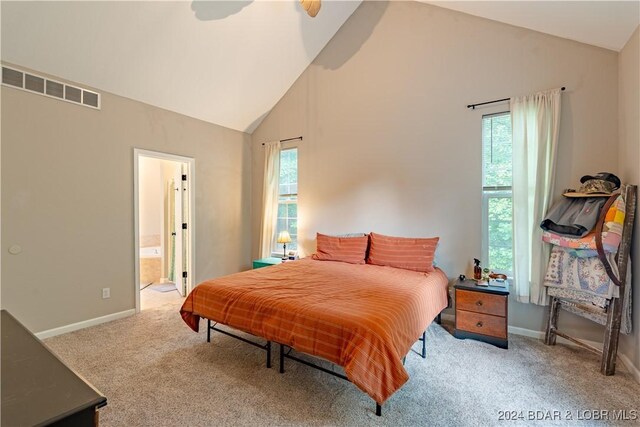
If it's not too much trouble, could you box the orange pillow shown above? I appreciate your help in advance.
[312,233,369,264]
[367,232,439,273]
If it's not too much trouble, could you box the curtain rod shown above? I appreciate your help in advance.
[467,87,566,110]
[261,136,303,146]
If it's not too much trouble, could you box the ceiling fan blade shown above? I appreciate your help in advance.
[300,0,321,17]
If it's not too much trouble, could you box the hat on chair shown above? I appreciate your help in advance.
[579,172,620,189]
[563,172,620,198]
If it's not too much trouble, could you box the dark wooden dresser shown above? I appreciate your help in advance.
[453,279,509,349]
[1,310,107,426]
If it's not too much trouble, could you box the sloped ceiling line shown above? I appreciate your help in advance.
[1,0,362,133]
[2,1,637,134]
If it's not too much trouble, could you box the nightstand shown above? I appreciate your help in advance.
[453,279,509,349]
[252,257,283,269]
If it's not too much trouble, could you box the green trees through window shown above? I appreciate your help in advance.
[274,148,298,253]
[482,113,513,273]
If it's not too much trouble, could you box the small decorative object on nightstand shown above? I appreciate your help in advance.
[473,258,482,280]
[454,278,509,349]
[252,257,283,269]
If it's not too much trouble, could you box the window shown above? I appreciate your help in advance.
[273,148,298,255]
[482,112,513,275]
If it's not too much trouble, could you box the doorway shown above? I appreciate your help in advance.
[134,149,195,312]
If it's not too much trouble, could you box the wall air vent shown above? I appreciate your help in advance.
[25,74,45,93]
[1,65,100,110]
[65,85,81,103]
[2,67,23,87]
[82,90,99,108]
[45,80,64,98]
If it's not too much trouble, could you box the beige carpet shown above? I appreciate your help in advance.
[45,300,640,426]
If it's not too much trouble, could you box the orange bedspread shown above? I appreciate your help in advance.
[180,258,449,404]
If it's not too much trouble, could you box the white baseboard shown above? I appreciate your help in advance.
[35,309,135,340]
[439,313,640,383]
[508,325,544,339]
[33,309,640,383]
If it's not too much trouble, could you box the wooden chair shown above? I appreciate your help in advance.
[544,184,637,375]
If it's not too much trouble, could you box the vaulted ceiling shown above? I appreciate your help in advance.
[424,1,639,52]
[1,1,361,133]
[2,1,638,134]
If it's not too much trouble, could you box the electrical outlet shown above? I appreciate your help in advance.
[102,288,110,299]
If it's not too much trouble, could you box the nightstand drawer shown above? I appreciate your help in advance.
[456,310,507,339]
[456,289,507,317]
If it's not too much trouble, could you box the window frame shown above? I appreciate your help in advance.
[480,111,514,277]
[271,145,299,257]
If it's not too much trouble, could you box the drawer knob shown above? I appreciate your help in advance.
[476,321,483,328]
[476,300,483,306]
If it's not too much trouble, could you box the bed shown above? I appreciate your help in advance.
[180,257,449,414]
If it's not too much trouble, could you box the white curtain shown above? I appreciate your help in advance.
[511,88,561,305]
[259,141,282,258]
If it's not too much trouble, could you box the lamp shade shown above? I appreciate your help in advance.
[277,230,292,244]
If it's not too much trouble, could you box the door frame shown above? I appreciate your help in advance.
[133,148,196,313]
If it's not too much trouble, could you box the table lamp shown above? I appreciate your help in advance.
[277,231,292,259]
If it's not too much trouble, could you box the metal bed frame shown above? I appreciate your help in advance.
[207,321,273,368]
[206,312,442,416]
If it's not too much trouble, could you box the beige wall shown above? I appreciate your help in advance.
[139,156,163,245]
[1,65,252,333]
[251,2,620,338]
[618,26,640,374]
